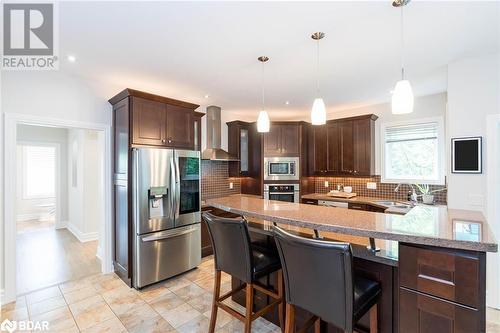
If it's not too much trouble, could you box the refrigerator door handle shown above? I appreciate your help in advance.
[174,155,180,220]
[132,148,140,235]
[170,157,176,222]
[141,226,197,242]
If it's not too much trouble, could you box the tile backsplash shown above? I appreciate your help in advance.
[309,175,447,204]
[201,160,241,200]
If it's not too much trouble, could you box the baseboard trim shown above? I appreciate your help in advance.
[66,224,99,243]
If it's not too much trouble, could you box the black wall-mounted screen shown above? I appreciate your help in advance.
[452,137,482,173]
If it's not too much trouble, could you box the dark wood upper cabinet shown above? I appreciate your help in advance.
[339,120,355,174]
[307,114,377,176]
[131,97,166,146]
[227,121,263,195]
[165,104,194,149]
[326,122,340,173]
[110,88,200,150]
[263,123,300,157]
[308,125,327,174]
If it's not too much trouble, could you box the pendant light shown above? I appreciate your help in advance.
[310,32,326,125]
[391,0,414,115]
[257,56,270,133]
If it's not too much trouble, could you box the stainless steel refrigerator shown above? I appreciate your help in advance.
[132,148,201,288]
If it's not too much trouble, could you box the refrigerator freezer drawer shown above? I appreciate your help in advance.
[134,224,201,288]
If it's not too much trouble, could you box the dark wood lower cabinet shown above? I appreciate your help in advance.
[399,288,480,333]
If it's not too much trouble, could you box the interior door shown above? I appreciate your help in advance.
[174,150,201,227]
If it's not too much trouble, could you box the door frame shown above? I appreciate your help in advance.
[3,113,113,304]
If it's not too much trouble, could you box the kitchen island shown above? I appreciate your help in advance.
[206,195,497,333]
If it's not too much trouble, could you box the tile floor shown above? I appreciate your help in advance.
[1,256,280,333]
[2,255,500,332]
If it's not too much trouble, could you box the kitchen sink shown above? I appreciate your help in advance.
[375,200,412,209]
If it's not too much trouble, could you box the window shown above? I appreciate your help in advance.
[381,118,444,184]
[22,145,56,198]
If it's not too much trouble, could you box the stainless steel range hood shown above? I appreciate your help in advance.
[201,106,239,161]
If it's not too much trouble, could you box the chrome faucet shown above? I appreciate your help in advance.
[394,183,418,206]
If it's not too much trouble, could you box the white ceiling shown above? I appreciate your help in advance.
[59,1,499,120]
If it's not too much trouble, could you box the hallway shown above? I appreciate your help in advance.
[16,227,101,295]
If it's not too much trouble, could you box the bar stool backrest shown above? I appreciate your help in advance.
[202,212,253,283]
[273,226,355,332]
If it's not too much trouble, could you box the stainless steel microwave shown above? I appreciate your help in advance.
[264,157,300,181]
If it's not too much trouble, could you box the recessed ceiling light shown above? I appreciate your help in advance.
[204,94,210,99]
[285,101,290,105]
[67,55,76,63]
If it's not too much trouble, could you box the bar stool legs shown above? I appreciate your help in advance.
[208,269,284,333]
[208,271,221,333]
[284,304,320,333]
[285,303,378,333]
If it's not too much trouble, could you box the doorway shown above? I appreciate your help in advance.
[3,114,113,304]
[14,125,105,295]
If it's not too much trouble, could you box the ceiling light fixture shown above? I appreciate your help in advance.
[204,94,210,99]
[310,32,326,125]
[257,56,270,133]
[391,0,414,115]
[67,55,76,63]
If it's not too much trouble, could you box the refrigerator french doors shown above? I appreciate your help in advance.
[132,148,201,288]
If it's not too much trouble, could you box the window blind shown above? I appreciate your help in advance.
[23,145,56,198]
[385,122,438,143]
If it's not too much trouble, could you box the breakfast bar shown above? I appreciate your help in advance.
[206,195,498,333]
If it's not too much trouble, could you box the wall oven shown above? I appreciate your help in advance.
[264,157,300,181]
[264,184,300,203]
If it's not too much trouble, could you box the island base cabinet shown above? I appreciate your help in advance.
[399,288,481,333]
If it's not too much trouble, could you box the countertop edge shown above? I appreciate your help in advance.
[207,201,498,253]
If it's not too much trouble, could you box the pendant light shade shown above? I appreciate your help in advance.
[391,80,414,114]
[391,0,414,115]
[257,110,270,132]
[311,98,326,125]
[257,56,270,133]
[310,32,326,125]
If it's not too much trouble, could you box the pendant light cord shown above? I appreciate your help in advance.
[401,5,405,80]
[316,38,320,95]
[261,60,265,109]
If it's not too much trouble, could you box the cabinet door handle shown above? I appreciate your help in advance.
[161,139,166,143]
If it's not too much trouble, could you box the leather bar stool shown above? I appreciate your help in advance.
[273,226,381,333]
[203,212,284,333]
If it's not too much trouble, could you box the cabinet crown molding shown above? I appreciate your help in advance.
[108,88,200,110]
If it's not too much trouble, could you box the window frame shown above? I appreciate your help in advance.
[20,142,60,200]
[381,117,445,185]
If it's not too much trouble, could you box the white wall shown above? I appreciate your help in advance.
[447,54,499,213]
[67,128,103,243]
[16,125,69,223]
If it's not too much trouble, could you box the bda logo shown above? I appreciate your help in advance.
[0,319,17,333]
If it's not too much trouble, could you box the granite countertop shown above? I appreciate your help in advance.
[206,194,498,253]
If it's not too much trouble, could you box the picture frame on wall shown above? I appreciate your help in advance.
[451,136,482,174]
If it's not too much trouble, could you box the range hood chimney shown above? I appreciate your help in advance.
[202,106,239,161]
